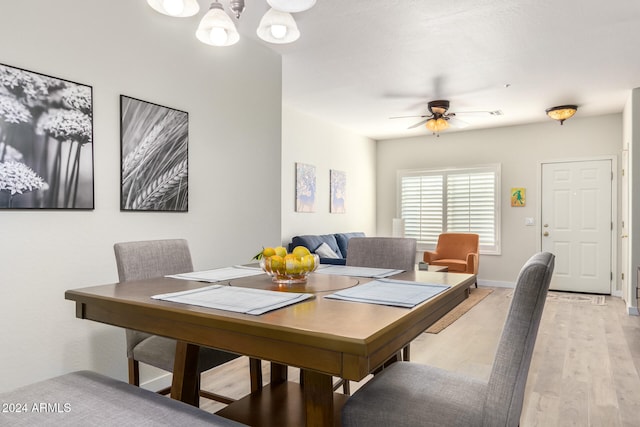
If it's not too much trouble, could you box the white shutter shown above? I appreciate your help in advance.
[398,165,500,254]
[446,172,495,248]
[400,175,443,245]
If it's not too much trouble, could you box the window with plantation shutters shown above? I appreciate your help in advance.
[398,165,501,254]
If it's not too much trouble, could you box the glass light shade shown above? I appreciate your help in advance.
[196,3,240,47]
[546,105,577,125]
[426,117,449,133]
[147,0,200,17]
[257,8,300,44]
[267,0,316,13]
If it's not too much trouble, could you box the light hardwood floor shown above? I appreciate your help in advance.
[199,287,640,426]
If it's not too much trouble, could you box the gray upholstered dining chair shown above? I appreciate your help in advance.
[114,239,242,406]
[342,252,555,427]
[346,237,417,273]
[347,236,418,361]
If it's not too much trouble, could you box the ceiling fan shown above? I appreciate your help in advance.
[390,100,502,136]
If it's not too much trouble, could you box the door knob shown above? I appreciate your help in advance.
[543,232,549,237]
[543,224,549,228]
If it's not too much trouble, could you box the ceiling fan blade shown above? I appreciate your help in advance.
[453,110,503,116]
[408,118,430,129]
[447,116,469,128]
[389,114,429,120]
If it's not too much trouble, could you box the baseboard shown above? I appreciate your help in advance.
[478,279,514,289]
[628,306,640,316]
[140,373,172,392]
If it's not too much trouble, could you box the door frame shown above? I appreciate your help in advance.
[537,155,618,295]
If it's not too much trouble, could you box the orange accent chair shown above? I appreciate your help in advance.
[423,233,479,286]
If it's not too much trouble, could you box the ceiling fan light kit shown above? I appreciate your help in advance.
[149,0,314,46]
[546,105,578,125]
[426,117,449,134]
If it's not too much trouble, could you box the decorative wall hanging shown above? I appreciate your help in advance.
[295,162,315,212]
[0,63,94,209]
[511,187,525,207]
[120,95,188,211]
[330,169,345,213]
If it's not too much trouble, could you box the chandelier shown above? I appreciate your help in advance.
[147,0,316,47]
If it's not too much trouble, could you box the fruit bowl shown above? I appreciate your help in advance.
[258,246,319,284]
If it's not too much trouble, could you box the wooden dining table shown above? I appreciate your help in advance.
[65,268,475,427]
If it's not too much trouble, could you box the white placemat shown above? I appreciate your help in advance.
[166,266,264,283]
[325,278,450,308]
[152,284,314,315]
[314,265,403,278]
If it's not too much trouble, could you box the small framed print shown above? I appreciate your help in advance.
[330,169,346,213]
[511,187,525,207]
[295,162,316,212]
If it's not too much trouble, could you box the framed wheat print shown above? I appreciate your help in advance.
[120,95,188,211]
[0,63,94,209]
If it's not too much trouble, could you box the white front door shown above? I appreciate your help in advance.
[541,160,612,294]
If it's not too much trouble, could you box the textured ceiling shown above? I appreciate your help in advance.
[195,0,640,139]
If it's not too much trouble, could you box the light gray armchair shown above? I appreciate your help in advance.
[114,239,242,406]
[342,252,555,427]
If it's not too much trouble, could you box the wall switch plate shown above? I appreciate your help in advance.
[525,217,535,226]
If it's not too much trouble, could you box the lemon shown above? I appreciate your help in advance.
[292,245,311,259]
[301,254,316,271]
[285,256,303,275]
[275,246,287,257]
[269,255,285,274]
[262,247,276,258]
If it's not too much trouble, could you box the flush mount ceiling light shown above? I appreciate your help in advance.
[195,1,240,47]
[267,0,316,13]
[150,0,314,47]
[257,8,300,44]
[147,0,200,17]
[546,105,578,125]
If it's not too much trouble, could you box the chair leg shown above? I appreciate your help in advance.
[402,344,411,361]
[199,389,235,405]
[128,358,140,386]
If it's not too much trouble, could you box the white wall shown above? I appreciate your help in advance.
[0,0,282,392]
[377,114,622,284]
[624,88,640,313]
[281,106,376,244]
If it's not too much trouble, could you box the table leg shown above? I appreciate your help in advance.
[170,341,200,407]
[270,362,288,385]
[249,358,263,392]
[302,370,334,427]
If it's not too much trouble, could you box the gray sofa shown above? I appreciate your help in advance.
[288,232,365,265]
[0,371,245,426]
